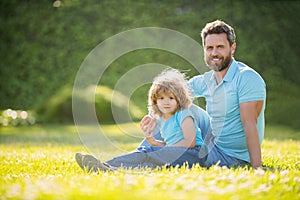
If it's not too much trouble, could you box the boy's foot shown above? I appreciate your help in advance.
[82,154,114,172]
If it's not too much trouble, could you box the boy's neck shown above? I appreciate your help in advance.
[163,113,173,121]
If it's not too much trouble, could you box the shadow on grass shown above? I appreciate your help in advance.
[0,124,142,146]
[0,124,81,145]
[0,124,299,147]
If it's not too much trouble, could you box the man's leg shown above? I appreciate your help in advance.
[105,150,151,169]
[169,146,206,168]
[199,126,249,167]
[106,146,203,169]
[204,145,249,167]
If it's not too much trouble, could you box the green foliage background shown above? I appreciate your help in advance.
[0,0,299,128]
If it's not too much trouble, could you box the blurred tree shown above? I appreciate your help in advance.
[0,0,299,127]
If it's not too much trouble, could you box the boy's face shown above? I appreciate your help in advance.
[156,92,178,119]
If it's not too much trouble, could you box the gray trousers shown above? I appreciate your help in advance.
[106,145,207,169]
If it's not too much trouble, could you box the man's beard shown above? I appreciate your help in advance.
[206,54,232,72]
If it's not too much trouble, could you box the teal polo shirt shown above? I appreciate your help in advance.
[158,109,204,147]
[188,58,266,162]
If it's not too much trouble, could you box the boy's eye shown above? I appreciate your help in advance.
[170,97,174,100]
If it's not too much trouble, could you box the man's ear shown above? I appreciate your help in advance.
[231,42,236,54]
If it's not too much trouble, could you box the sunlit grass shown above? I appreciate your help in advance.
[0,124,299,199]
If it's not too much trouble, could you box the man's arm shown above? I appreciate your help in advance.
[240,100,264,168]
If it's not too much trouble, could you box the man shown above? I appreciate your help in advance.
[141,20,266,168]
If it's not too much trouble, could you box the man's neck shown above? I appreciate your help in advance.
[213,59,233,85]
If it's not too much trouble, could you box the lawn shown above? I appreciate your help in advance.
[0,124,299,199]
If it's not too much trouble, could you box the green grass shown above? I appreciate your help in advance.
[0,124,299,199]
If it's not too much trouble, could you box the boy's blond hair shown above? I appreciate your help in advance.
[148,68,194,118]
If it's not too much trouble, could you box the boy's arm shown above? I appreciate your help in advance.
[172,116,196,148]
[145,137,166,146]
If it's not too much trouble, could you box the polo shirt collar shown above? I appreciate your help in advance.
[223,57,238,82]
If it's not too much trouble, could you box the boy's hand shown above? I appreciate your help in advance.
[140,115,156,138]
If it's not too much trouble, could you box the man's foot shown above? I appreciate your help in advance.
[75,152,84,170]
[82,154,114,172]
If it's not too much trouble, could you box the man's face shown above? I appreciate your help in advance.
[204,33,236,72]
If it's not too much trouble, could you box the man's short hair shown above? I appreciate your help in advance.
[201,20,236,46]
